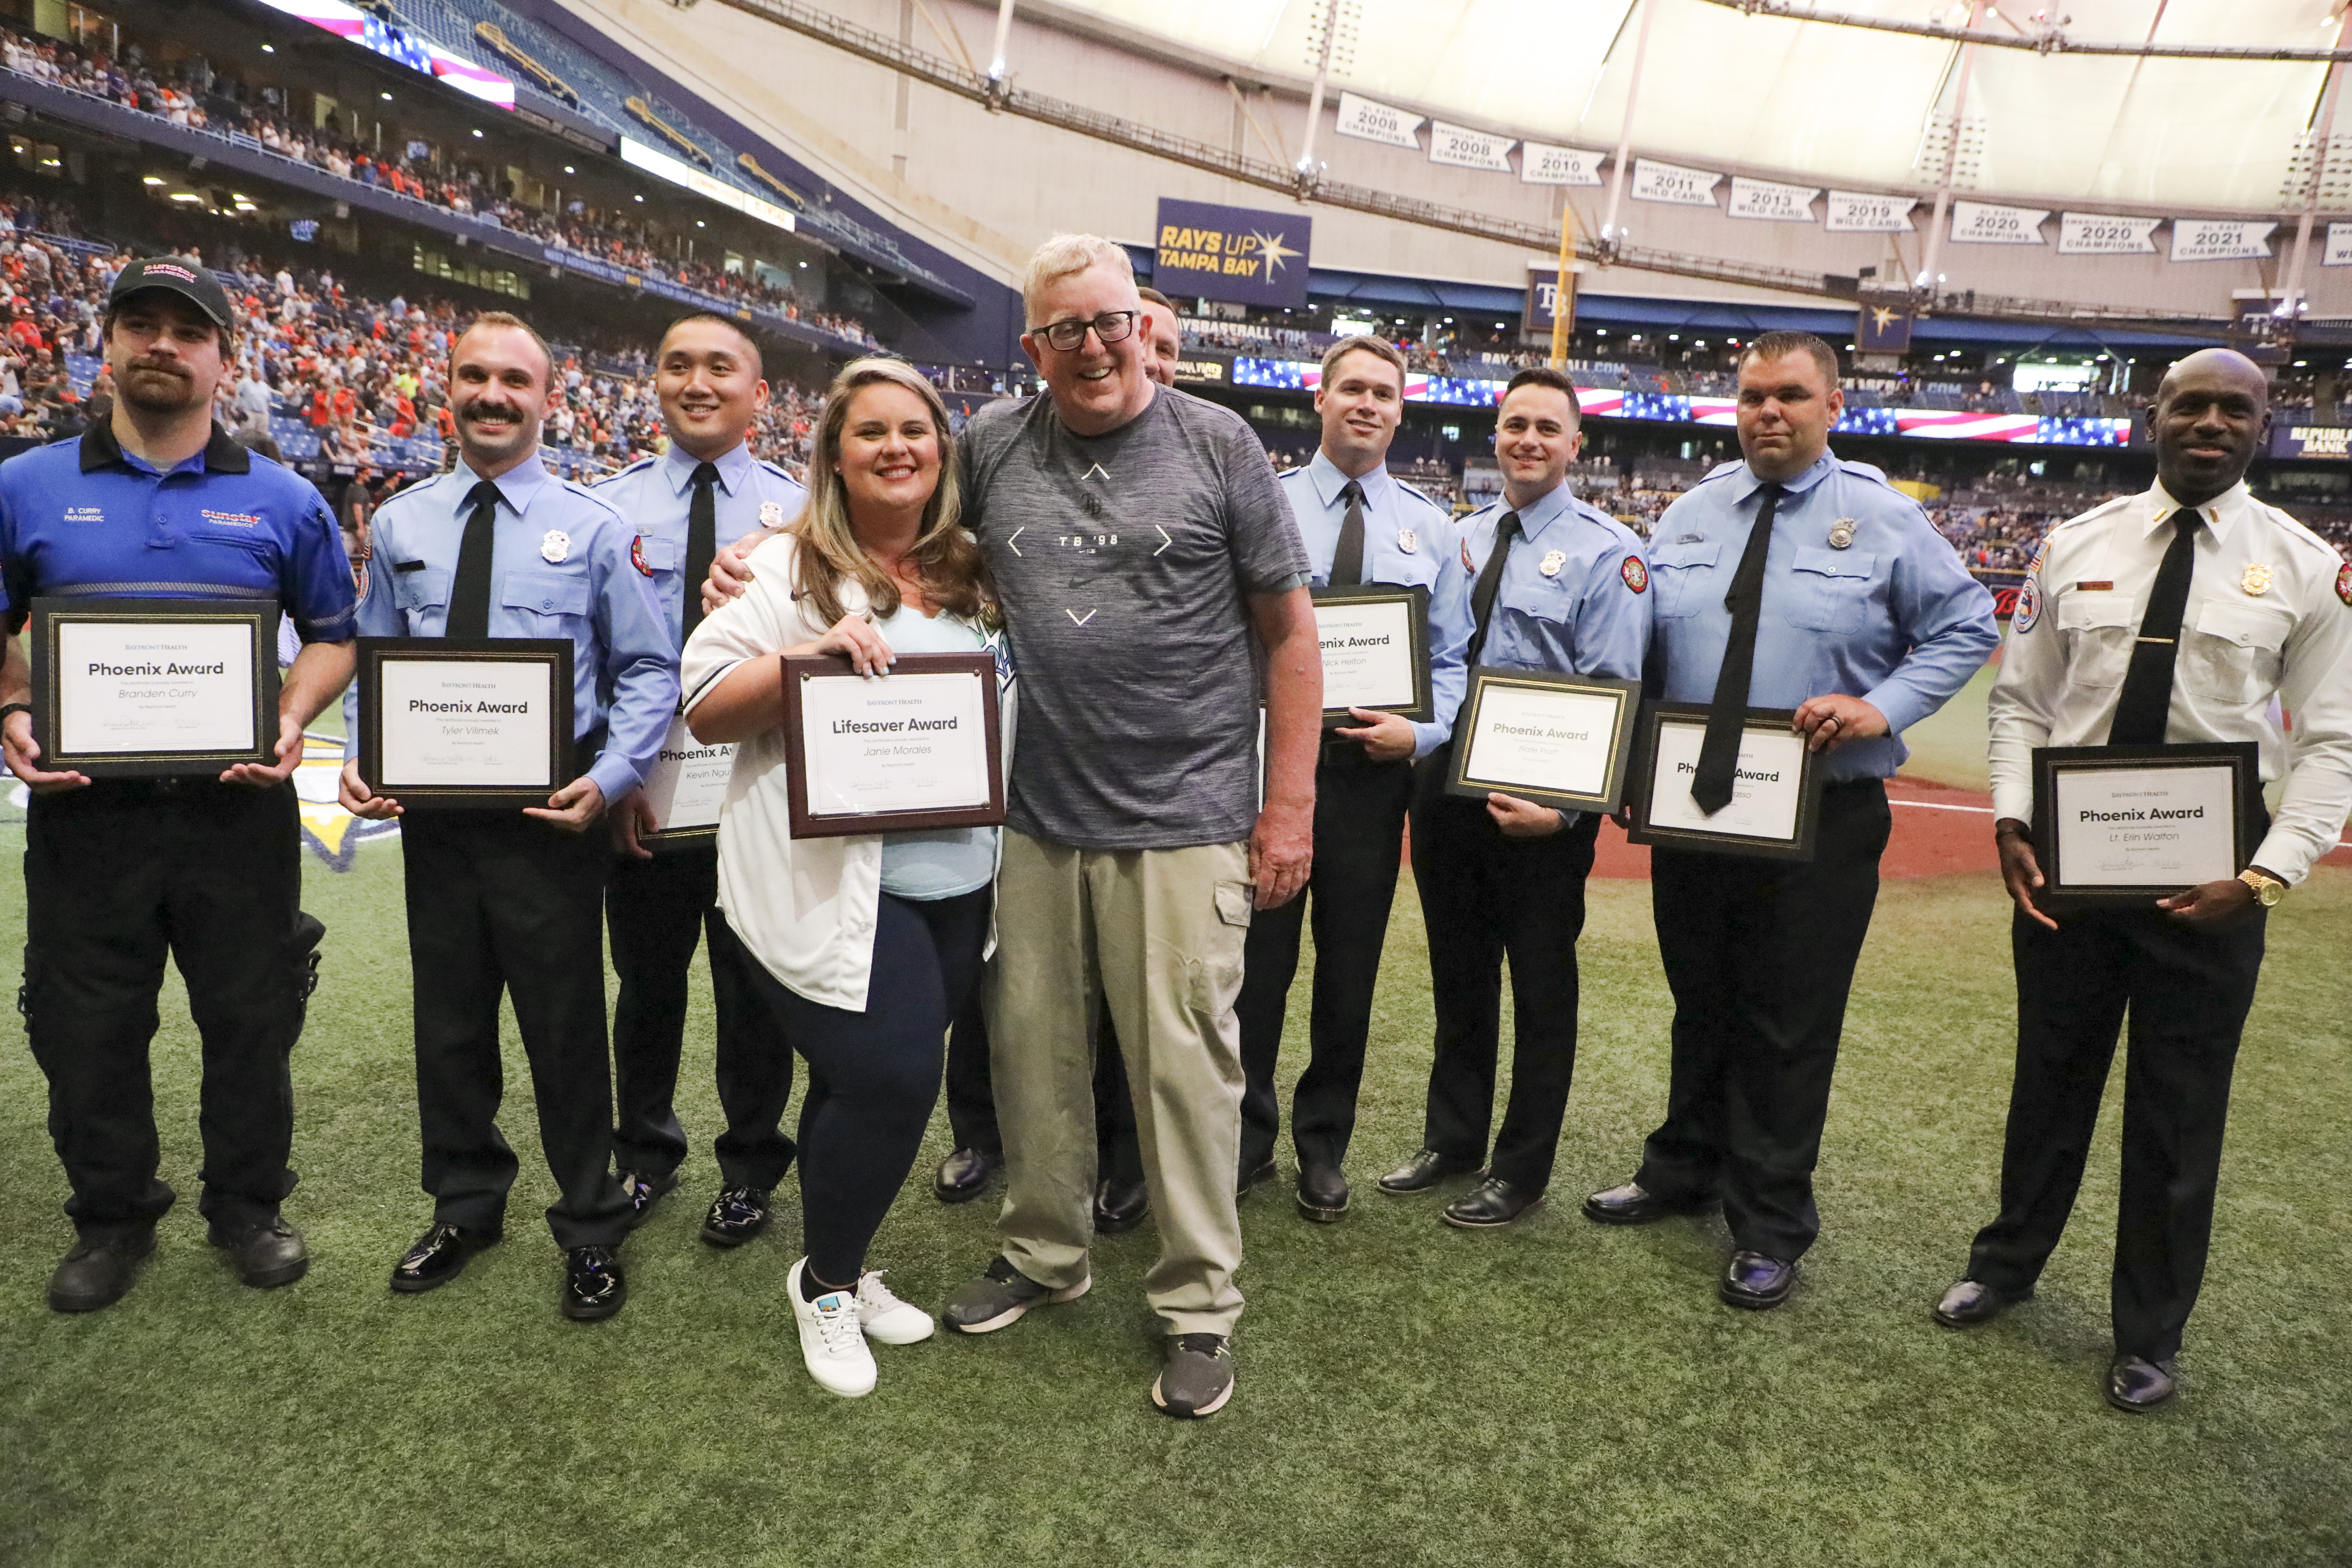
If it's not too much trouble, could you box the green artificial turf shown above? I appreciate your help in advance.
[3,820,2349,1567]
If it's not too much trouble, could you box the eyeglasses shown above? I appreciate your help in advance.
[1033,311,1138,353]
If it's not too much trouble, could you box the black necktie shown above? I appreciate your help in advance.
[1329,478,1366,587]
[448,478,503,639]
[682,460,720,638]
[1467,511,1522,665]
[2108,507,2202,747]
[1691,482,1785,815]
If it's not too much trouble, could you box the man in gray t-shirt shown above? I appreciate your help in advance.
[938,236,1321,1422]
[958,382,1307,847]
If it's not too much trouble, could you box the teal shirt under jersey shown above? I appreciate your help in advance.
[875,604,999,900]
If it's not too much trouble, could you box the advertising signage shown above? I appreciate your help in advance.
[1153,198,1311,309]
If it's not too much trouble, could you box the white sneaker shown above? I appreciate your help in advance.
[789,1257,876,1398]
[856,1269,936,1345]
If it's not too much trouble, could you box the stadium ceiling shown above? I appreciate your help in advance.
[1039,0,2345,211]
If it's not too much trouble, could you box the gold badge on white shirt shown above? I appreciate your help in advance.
[1828,518,1857,550]
[541,530,569,564]
[2242,562,2272,596]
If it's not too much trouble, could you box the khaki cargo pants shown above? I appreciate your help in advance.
[986,831,1252,1337]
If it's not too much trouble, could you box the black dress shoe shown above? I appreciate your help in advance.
[700,1185,772,1248]
[1296,1163,1349,1223]
[561,1245,628,1321]
[1442,1176,1544,1229]
[389,1221,501,1295]
[1094,1175,1150,1234]
[1720,1250,1800,1310]
[1582,1179,1712,1226]
[208,1217,310,1289]
[933,1146,996,1204]
[620,1169,679,1230]
[1376,1149,1480,1195]
[1933,1278,2031,1328]
[47,1231,156,1313]
[1236,1155,1278,1200]
[2106,1354,2178,1413]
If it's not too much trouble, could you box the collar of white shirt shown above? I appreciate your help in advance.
[662,438,753,497]
[2144,478,2251,550]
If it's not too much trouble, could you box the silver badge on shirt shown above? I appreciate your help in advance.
[1540,550,1566,577]
[541,530,570,564]
[1398,528,1417,555]
[1828,519,1857,550]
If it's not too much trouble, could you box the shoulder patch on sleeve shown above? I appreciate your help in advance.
[1620,554,1649,594]
[2337,562,2352,607]
[2014,576,2041,632]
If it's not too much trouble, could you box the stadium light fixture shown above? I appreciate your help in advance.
[260,42,273,51]
[142,175,164,185]
[564,165,574,174]
[381,91,393,101]
[471,129,483,138]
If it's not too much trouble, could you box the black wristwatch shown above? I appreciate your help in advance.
[0,702,30,728]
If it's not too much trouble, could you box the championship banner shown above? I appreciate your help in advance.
[1521,142,1603,186]
[1430,122,1515,172]
[1857,299,1915,354]
[1631,160,1720,207]
[1522,265,1575,335]
[2327,222,2352,267]
[1827,191,1916,232]
[1949,201,2049,244]
[1152,198,1312,308]
[2058,213,2160,255]
[1334,92,1423,149]
[2170,220,2274,262]
[1728,177,1818,222]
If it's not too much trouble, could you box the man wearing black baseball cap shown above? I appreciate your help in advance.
[0,253,358,1312]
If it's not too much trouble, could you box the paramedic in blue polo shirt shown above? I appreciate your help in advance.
[593,311,805,1247]
[339,311,677,1323]
[0,257,357,1314]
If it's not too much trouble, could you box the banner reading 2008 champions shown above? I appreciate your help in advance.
[1153,198,1312,309]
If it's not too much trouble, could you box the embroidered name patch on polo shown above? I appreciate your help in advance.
[200,508,262,529]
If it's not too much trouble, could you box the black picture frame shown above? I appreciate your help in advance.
[356,636,574,809]
[1443,667,1641,814]
[782,651,1005,839]
[29,596,280,777]
[1310,582,1435,727]
[1625,701,1825,861]
[2029,741,2260,910]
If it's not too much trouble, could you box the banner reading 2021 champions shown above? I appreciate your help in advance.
[1153,198,1312,309]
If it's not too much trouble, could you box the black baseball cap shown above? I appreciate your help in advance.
[107,256,235,330]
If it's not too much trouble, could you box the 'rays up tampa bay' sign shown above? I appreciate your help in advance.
[1152,198,1312,309]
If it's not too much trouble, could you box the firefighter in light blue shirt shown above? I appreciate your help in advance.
[1377,365,1651,1232]
[1583,331,1997,1314]
[1235,336,1471,1222]
[337,312,678,1324]
[588,312,807,1247]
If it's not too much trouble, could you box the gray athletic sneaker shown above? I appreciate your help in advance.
[1152,1333,1236,1418]
[941,1255,1092,1335]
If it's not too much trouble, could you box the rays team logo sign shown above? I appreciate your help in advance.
[1153,198,1311,309]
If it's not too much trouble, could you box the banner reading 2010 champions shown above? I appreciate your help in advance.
[1153,198,1312,309]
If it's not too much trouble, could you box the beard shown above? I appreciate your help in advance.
[117,361,199,415]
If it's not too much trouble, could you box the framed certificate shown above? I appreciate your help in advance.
[2030,742,2258,908]
[639,709,736,849]
[29,596,280,777]
[1443,667,1641,814]
[782,651,1004,839]
[356,638,574,808]
[1311,583,1433,727]
[1627,702,1825,861]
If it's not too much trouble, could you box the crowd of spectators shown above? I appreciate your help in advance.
[0,20,880,349]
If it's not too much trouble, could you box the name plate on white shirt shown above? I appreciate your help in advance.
[31,597,279,776]
[639,709,735,847]
[782,651,1005,839]
[1444,668,1640,814]
[357,637,574,808]
[2031,742,2257,907]
[1628,703,1825,860]
[1311,584,1433,724]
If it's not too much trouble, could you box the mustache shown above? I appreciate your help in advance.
[125,357,188,377]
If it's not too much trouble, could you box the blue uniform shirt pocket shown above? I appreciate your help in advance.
[502,569,592,625]
[636,536,680,573]
[1650,539,1720,618]
[1787,547,1878,635]
[393,567,452,625]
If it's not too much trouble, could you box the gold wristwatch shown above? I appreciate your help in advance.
[2237,869,2285,907]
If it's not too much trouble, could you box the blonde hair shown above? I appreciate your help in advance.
[789,357,986,626]
[1021,234,1133,326]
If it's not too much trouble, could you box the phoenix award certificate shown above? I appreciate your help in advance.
[31,597,278,776]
